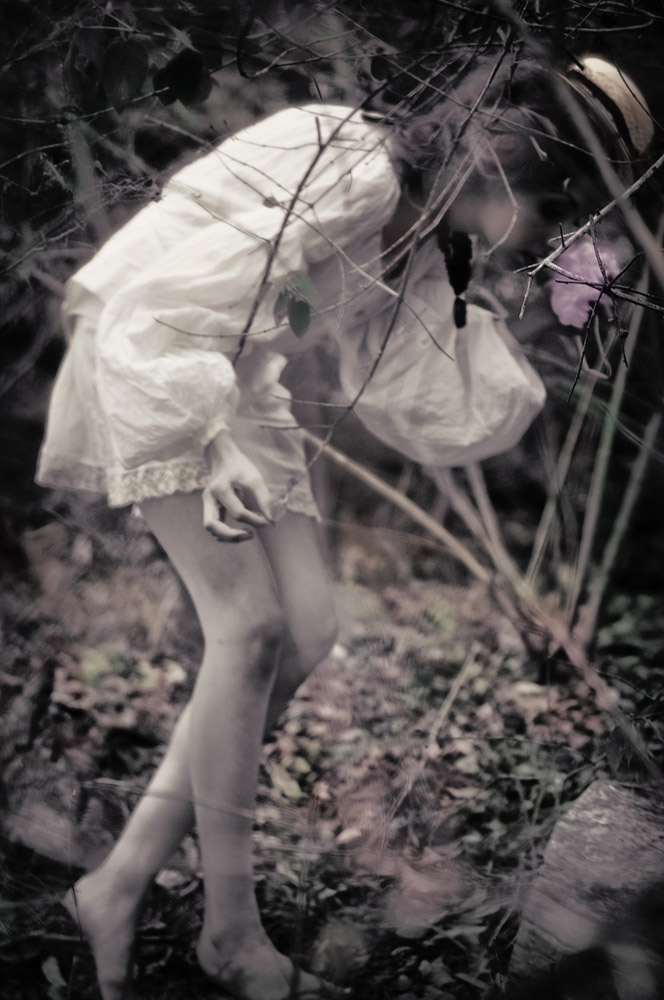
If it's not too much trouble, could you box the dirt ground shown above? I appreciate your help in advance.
[1,504,663,999]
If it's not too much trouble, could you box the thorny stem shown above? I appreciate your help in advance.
[523,149,664,286]
[231,106,362,365]
[565,237,656,623]
[491,0,664,292]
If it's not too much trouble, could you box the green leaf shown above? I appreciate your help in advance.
[269,764,305,800]
[290,755,311,774]
[80,647,113,688]
[604,724,636,773]
[102,38,149,112]
[154,49,211,107]
[288,299,311,338]
[272,271,317,335]
[395,925,428,939]
[455,753,480,775]
[285,270,317,305]
[42,956,66,998]
[429,959,455,987]
[63,26,106,103]
[273,289,290,326]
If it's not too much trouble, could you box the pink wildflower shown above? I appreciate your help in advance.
[549,236,623,328]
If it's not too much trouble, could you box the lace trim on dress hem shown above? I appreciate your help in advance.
[106,461,209,507]
[36,454,209,508]
[36,455,320,519]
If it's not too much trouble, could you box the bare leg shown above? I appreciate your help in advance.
[63,700,196,998]
[66,494,337,1000]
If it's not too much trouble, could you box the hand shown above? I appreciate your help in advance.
[203,431,274,542]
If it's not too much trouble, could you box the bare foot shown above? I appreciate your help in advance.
[63,871,140,1000]
[197,927,342,999]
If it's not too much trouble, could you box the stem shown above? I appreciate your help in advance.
[428,467,489,545]
[465,462,522,586]
[577,409,663,647]
[302,430,492,583]
[565,251,655,625]
[67,121,112,243]
[426,644,482,752]
[491,0,664,292]
[526,374,598,587]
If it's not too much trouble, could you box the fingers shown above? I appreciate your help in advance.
[223,485,271,528]
[202,479,275,543]
[233,483,274,526]
[246,478,274,524]
[202,487,253,543]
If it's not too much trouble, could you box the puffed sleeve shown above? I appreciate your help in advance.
[95,105,401,471]
[335,247,547,468]
[96,287,240,470]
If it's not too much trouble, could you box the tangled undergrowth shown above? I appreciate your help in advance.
[1,513,663,1000]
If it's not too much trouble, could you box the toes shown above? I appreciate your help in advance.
[58,884,138,1000]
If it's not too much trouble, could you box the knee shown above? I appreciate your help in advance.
[204,614,289,686]
[246,616,289,684]
[294,607,339,678]
[249,615,287,655]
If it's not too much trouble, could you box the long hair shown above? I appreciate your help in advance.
[391,54,636,203]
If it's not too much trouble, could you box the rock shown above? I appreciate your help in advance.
[508,780,664,999]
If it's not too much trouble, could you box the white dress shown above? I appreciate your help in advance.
[36,103,546,519]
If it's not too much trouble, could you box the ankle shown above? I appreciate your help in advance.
[76,861,148,907]
[200,909,263,952]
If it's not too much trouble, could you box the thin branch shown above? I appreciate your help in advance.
[428,467,490,546]
[526,374,598,587]
[301,429,492,583]
[465,462,522,586]
[491,0,664,291]
[565,222,659,623]
[426,645,482,752]
[577,408,663,648]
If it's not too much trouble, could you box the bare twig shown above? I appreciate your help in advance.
[426,645,482,752]
[429,467,490,545]
[466,462,522,586]
[565,232,657,624]
[526,374,598,587]
[301,430,492,583]
[491,0,664,292]
[67,121,112,244]
[577,408,663,648]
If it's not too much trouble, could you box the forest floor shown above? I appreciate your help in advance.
[1,502,663,1000]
